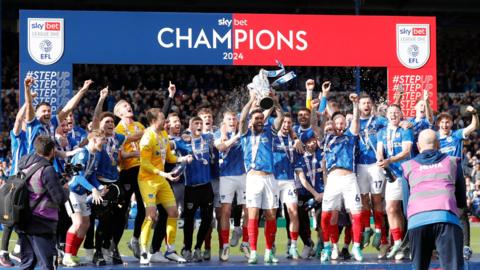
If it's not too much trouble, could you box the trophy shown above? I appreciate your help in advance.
[247,60,296,110]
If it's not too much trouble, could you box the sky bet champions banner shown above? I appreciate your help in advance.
[20,10,437,116]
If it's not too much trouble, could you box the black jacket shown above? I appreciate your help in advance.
[17,153,69,235]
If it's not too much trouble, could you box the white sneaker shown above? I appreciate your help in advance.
[331,245,339,260]
[102,248,113,264]
[140,252,150,265]
[84,248,94,263]
[301,245,313,259]
[378,244,389,259]
[239,242,251,259]
[149,251,169,263]
[220,246,230,261]
[165,250,187,263]
[230,227,242,247]
[387,243,402,259]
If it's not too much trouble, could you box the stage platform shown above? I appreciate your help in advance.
[4,255,477,270]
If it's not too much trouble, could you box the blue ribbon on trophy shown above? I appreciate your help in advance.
[247,60,297,110]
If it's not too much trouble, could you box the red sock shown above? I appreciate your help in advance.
[344,225,352,245]
[242,226,249,242]
[381,228,388,245]
[352,214,363,244]
[390,228,404,242]
[64,232,76,254]
[264,220,276,250]
[373,211,384,230]
[362,210,371,229]
[248,219,258,251]
[330,224,339,244]
[72,234,84,256]
[220,229,229,247]
[290,231,299,241]
[271,220,277,244]
[321,211,332,243]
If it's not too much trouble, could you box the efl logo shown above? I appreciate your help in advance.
[412,28,426,36]
[45,22,61,31]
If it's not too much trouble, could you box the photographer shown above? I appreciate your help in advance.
[17,135,69,270]
[62,130,106,267]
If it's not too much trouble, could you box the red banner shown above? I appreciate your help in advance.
[231,14,436,116]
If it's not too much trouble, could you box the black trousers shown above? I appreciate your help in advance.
[56,205,71,248]
[1,225,14,251]
[409,222,464,270]
[297,194,321,247]
[460,210,470,246]
[183,183,214,250]
[93,182,124,251]
[19,233,57,270]
[117,166,145,242]
[151,205,168,253]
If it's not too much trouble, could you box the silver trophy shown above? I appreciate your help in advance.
[247,60,296,110]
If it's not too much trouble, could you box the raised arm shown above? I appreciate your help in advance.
[464,106,479,137]
[239,90,256,136]
[393,84,403,106]
[305,79,315,110]
[162,81,176,116]
[272,91,284,131]
[91,87,108,130]
[423,90,434,124]
[13,101,30,136]
[57,79,93,122]
[24,76,35,122]
[349,93,360,135]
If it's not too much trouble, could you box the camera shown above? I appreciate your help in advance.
[87,183,123,217]
[64,163,83,177]
[58,163,84,185]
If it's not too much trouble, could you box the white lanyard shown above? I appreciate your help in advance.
[70,128,76,139]
[251,133,261,169]
[278,133,294,163]
[359,116,374,149]
[85,152,96,177]
[106,136,118,165]
[192,135,208,165]
[325,134,338,152]
[42,123,55,139]
[386,125,397,156]
[304,152,317,187]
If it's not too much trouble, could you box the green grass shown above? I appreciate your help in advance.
[2,225,479,257]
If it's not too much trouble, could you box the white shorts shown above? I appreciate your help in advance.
[211,178,221,208]
[385,178,403,201]
[322,172,362,211]
[357,163,386,195]
[277,180,298,204]
[220,174,246,205]
[65,192,91,217]
[246,173,279,210]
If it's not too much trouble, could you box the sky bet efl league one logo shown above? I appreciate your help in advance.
[396,24,430,69]
[28,18,64,65]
